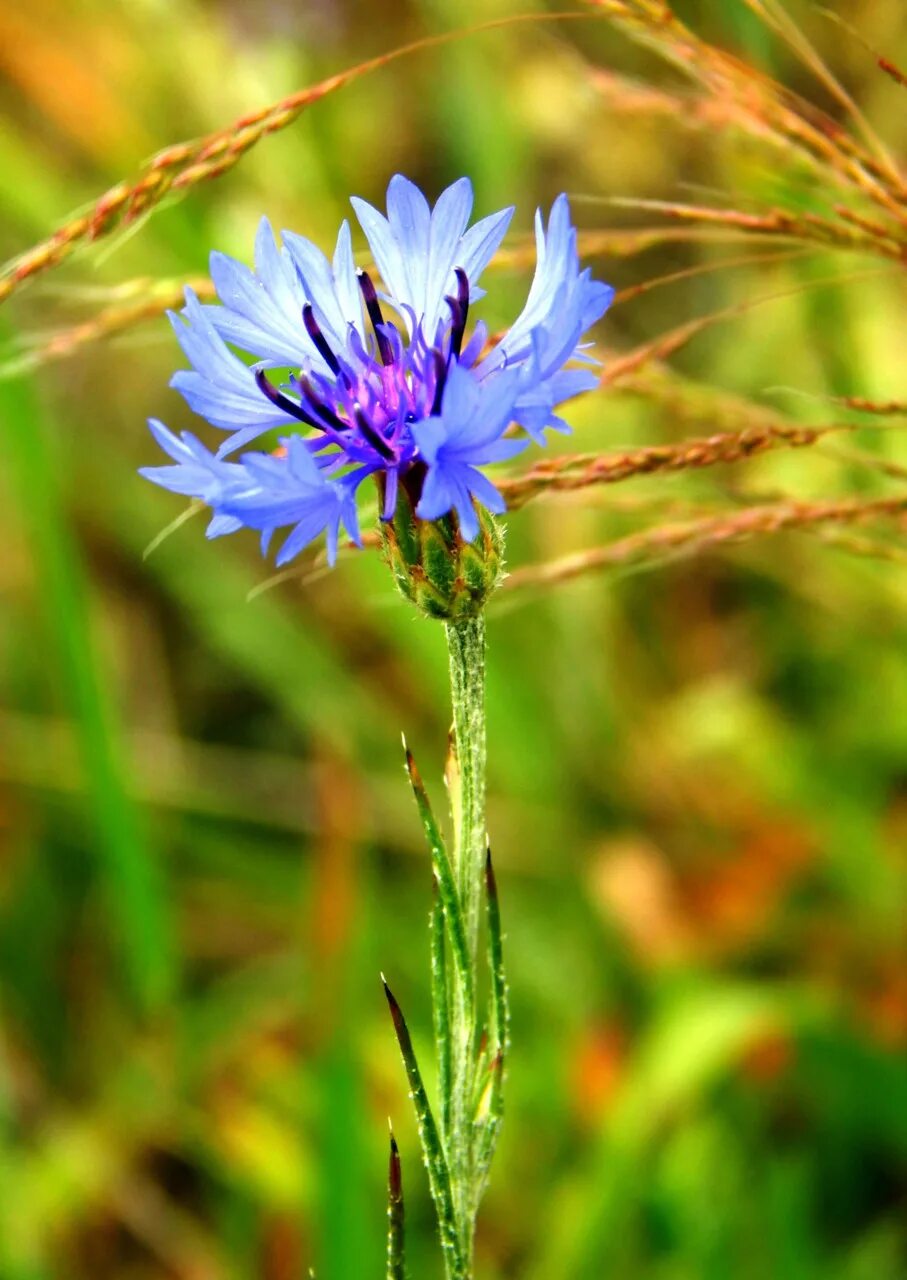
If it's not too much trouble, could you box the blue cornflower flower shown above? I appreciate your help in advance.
[141,174,613,566]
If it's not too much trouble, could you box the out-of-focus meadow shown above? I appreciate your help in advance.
[1,0,906,1276]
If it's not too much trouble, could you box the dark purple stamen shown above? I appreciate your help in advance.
[354,406,396,461]
[430,348,448,416]
[254,368,324,430]
[357,269,394,366]
[445,267,470,360]
[297,376,349,433]
[302,303,341,376]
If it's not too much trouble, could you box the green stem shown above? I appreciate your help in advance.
[444,613,488,1276]
[445,615,488,955]
[392,613,499,1279]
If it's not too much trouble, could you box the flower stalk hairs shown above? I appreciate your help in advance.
[142,175,612,1279]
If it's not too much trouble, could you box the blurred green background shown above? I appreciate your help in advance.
[1,0,906,1276]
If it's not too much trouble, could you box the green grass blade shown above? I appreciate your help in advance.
[1,325,175,1015]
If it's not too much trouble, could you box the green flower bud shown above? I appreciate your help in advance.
[380,468,505,621]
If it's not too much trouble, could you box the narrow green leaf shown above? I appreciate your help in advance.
[386,1129,406,1280]
[485,847,510,1060]
[403,740,473,1007]
[382,978,465,1279]
[472,848,508,1196]
[431,881,453,1145]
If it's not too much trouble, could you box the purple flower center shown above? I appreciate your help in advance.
[254,267,474,518]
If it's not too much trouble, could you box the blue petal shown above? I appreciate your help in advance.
[349,196,407,312]
[282,220,365,356]
[386,174,432,304]
[425,177,473,332]
[416,464,456,523]
[477,194,613,440]
[214,435,353,566]
[332,221,363,333]
[412,416,447,468]
[468,435,528,465]
[205,218,309,367]
[457,207,514,296]
[207,512,243,537]
[412,365,524,535]
[583,279,616,330]
[169,289,295,445]
[353,175,515,338]
[450,479,480,542]
[463,466,507,515]
[141,419,247,504]
[426,363,523,455]
[440,360,481,426]
[276,509,336,567]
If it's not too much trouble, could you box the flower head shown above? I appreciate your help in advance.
[141,174,613,566]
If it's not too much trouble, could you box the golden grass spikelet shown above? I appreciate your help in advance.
[0,278,214,380]
[499,424,831,511]
[604,198,905,261]
[0,65,378,303]
[504,494,907,591]
[583,0,907,223]
[0,13,593,307]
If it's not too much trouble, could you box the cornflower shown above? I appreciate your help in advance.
[141,174,614,565]
[141,175,614,1280]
